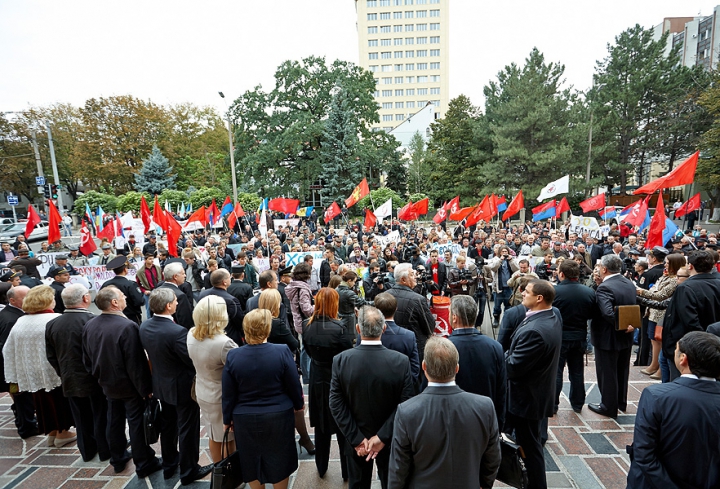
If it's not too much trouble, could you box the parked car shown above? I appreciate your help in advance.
[0,217,16,226]
[0,221,57,242]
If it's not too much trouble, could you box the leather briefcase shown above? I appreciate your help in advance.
[496,432,529,489]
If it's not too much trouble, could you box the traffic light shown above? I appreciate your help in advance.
[43,184,50,199]
[50,185,58,199]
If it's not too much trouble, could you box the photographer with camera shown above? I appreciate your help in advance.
[364,261,392,301]
[487,246,519,327]
[448,256,478,297]
[507,259,538,306]
[534,252,555,281]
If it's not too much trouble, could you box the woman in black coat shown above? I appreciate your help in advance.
[302,288,353,479]
[336,271,371,345]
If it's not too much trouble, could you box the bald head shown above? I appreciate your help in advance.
[7,285,30,309]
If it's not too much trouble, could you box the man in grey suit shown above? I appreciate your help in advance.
[388,336,501,489]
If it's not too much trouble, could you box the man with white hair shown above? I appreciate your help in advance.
[157,262,194,329]
[46,284,109,461]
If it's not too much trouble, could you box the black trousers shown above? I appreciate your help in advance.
[68,390,110,461]
[11,391,37,438]
[107,396,157,474]
[344,439,390,489]
[506,412,546,489]
[594,347,632,414]
[555,339,587,411]
[159,399,201,479]
[635,317,651,367]
[315,426,347,479]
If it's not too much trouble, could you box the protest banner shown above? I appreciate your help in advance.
[273,219,300,230]
[374,230,400,250]
[568,215,605,240]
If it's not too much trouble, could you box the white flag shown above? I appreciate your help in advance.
[537,175,569,202]
[258,208,268,238]
[374,198,392,219]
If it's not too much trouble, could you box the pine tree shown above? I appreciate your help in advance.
[134,145,176,195]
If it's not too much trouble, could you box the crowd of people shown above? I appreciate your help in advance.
[1,211,720,489]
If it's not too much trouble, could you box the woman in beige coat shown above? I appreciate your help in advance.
[187,295,238,462]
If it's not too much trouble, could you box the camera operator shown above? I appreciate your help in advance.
[534,252,555,280]
[413,265,435,296]
[407,245,424,270]
[364,261,392,300]
[427,250,447,296]
[448,256,478,297]
[507,259,538,306]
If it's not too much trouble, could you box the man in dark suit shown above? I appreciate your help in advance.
[388,336,501,489]
[0,286,39,439]
[198,268,245,346]
[627,331,720,488]
[448,295,506,430]
[357,293,420,382]
[246,270,289,327]
[505,280,562,489]
[46,284,110,462]
[663,250,720,380]
[227,265,253,311]
[139,288,212,485]
[50,267,70,314]
[553,261,596,413]
[330,306,415,489]
[589,254,637,418]
[156,262,194,329]
[82,286,162,478]
[99,256,145,324]
[496,276,533,352]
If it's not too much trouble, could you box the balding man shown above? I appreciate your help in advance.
[198,268,245,345]
[46,284,109,462]
[388,337,501,489]
[0,286,39,439]
[157,262,194,329]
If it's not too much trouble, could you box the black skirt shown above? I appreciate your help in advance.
[233,408,298,484]
[32,386,74,435]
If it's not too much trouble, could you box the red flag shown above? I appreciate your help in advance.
[228,203,245,229]
[25,205,41,239]
[449,206,474,222]
[364,208,377,229]
[579,193,606,213]
[466,196,493,226]
[324,202,341,223]
[153,196,167,232]
[674,193,702,218]
[634,151,698,195]
[166,215,182,257]
[140,195,151,234]
[268,198,300,215]
[345,178,370,208]
[622,198,649,228]
[433,206,448,224]
[646,192,666,249]
[488,194,498,218]
[411,198,429,216]
[221,196,231,209]
[96,217,117,241]
[398,201,419,221]
[502,190,524,221]
[47,200,62,244]
[446,196,460,214]
[79,222,97,256]
[185,206,207,227]
[206,199,221,226]
[556,197,571,215]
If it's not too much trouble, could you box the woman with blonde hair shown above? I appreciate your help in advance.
[186,295,238,463]
[2,285,76,446]
[222,309,304,489]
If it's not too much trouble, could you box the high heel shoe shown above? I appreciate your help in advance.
[298,437,316,455]
[640,368,658,376]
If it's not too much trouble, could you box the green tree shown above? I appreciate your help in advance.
[134,145,176,194]
[698,78,720,221]
[237,192,262,215]
[72,191,118,215]
[188,187,226,209]
[0,114,40,202]
[159,189,188,210]
[357,187,404,212]
[116,191,151,213]
[406,132,427,195]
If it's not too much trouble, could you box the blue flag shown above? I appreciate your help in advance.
[662,218,679,246]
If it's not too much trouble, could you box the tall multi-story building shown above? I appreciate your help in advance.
[354,0,449,133]
[652,6,720,70]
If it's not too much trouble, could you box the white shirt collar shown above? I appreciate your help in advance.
[361,340,382,345]
[154,314,174,321]
[428,381,456,387]
[603,273,621,282]
[681,373,717,382]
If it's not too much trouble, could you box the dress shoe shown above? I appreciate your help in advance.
[54,434,77,448]
[137,458,163,479]
[163,465,178,479]
[572,406,583,414]
[640,368,658,376]
[588,403,617,418]
[180,464,213,486]
[650,371,661,380]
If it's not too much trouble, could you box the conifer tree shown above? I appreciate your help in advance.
[134,145,176,195]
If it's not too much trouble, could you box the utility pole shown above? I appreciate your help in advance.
[585,112,593,197]
[45,120,65,211]
[218,92,238,204]
[30,131,47,211]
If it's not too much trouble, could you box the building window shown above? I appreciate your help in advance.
[367,0,377,6]
[381,64,392,71]
[368,26,378,34]
[369,52,379,59]
[405,11,414,18]
[430,62,440,69]
[430,36,440,43]
[382,77,392,84]
[417,23,427,31]
[406,76,415,83]
[369,65,379,72]
[382,102,393,109]
[432,100,440,106]
[394,51,403,58]
[380,12,391,20]
[368,13,378,20]
[406,63,415,70]
[394,25,403,32]
[416,0,427,3]
[418,100,427,106]
[430,49,440,56]
[407,101,416,108]
[394,38,403,45]
[417,50,428,57]
[379,0,391,5]
[394,63,403,71]
[373,90,380,97]
[396,102,404,108]
[416,10,427,17]
[393,11,402,19]
[417,88,428,95]
[430,23,440,30]
[405,24,414,31]
[430,9,439,16]
[383,114,393,122]
[395,76,404,83]
[381,25,391,33]
[396,114,405,121]
[405,50,415,57]
[417,62,428,69]
[382,90,392,96]
[430,75,440,82]
[430,87,440,94]
[405,0,413,4]
[395,89,404,96]
[405,37,414,44]
[394,0,402,4]
[369,39,378,47]
[406,88,415,95]
[417,36,427,44]
[381,52,392,59]
[417,75,428,83]
[430,0,439,3]
[381,38,391,46]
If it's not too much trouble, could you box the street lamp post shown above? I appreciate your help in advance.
[219,92,238,204]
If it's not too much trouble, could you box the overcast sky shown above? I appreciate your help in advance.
[1,0,717,115]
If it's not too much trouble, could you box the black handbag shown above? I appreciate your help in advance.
[496,433,529,489]
[211,427,243,489]
[143,398,162,445]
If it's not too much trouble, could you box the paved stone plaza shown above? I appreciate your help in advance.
[0,350,649,489]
